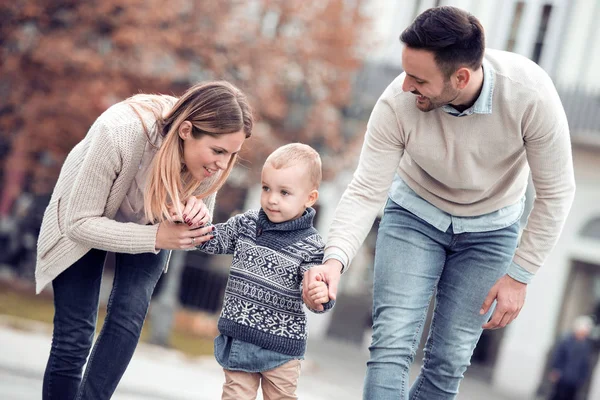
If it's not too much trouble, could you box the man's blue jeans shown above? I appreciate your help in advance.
[363,200,519,400]
[42,248,169,400]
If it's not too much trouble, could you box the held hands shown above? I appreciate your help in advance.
[155,197,214,250]
[480,274,527,329]
[307,275,330,305]
[302,259,343,312]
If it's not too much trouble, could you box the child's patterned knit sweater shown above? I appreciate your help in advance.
[197,207,334,357]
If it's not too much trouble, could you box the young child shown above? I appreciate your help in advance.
[195,143,334,400]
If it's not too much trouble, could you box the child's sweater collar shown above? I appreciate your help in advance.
[257,207,315,232]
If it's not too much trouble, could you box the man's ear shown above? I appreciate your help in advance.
[305,190,319,208]
[178,121,193,140]
[455,68,471,90]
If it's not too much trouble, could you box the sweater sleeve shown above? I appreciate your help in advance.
[195,212,243,255]
[324,90,404,268]
[514,79,576,274]
[65,118,160,254]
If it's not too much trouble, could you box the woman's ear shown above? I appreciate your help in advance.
[305,190,319,208]
[178,121,193,140]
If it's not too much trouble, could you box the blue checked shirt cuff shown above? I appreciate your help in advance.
[507,261,534,284]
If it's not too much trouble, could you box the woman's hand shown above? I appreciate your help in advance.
[155,221,215,250]
[180,196,211,228]
[168,197,211,227]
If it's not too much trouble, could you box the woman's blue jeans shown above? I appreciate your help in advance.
[363,200,519,400]
[42,248,169,400]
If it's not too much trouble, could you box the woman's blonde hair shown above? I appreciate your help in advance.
[125,81,253,223]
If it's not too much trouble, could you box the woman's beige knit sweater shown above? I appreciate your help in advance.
[35,101,216,293]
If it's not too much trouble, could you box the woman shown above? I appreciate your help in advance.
[36,81,253,400]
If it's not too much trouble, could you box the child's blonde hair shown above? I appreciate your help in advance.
[264,143,322,189]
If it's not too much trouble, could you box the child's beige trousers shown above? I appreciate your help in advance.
[221,359,302,400]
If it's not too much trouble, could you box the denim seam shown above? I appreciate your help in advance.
[76,268,119,400]
[412,286,440,400]
[408,285,437,399]
[449,231,459,247]
[46,318,61,399]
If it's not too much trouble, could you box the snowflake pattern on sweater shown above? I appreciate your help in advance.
[196,207,334,356]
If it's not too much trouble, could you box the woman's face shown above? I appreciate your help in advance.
[179,123,246,182]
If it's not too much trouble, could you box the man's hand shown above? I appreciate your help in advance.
[481,274,527,329]
[303,259,343,311]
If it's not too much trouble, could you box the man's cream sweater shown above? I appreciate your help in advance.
[325,49,575,275]
[35,101,216,293]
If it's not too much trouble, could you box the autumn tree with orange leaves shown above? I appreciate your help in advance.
[0,0,371,216]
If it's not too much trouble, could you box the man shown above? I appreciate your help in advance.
[303,6,575,399]
[548,316,595,400]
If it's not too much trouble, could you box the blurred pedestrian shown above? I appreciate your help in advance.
[303,5,575,399]
[37,81,254,400]
[195,143,334,400]
[549,316,595,400]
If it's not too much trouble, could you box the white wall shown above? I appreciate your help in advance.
[555,0,600,89]
[538,0,571,78]
[363,0,415,66]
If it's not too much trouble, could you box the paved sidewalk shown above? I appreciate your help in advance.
[0,318,520,399]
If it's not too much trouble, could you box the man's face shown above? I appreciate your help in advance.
[401,47,460,112]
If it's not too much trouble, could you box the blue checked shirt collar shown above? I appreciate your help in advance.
[441,58,494,117]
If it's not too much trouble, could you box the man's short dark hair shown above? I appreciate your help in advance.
[400,6,485,79]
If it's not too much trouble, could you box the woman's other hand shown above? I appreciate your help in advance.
[181,196,210,228]
[167,196,210,227]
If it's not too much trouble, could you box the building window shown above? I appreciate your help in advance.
[581,216,600,239]
[532,4,553,63]
[506,1,526,52]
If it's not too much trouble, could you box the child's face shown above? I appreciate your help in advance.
[260,163,318,223]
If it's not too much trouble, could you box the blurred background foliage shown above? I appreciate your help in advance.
[0,0,373,218]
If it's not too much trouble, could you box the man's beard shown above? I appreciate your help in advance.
[412,81,460,112]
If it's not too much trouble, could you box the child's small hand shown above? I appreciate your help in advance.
[307,274,330,305]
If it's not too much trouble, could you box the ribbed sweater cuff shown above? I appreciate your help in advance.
[131,223,160,253]
[310,299,335,314]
